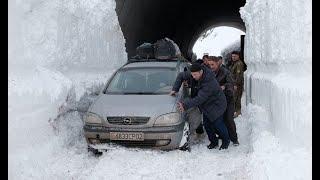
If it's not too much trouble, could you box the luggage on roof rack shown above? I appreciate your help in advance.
[135,42,154,59]
[127,58,181,63]
[129,38,184,63]
[154,38,181,60]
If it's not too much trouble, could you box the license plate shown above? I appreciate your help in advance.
[110,132,144,141]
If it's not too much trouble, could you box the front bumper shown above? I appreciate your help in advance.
[83,122,185,150]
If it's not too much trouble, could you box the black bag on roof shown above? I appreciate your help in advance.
[136,43,154,59]
[154,38,181,60]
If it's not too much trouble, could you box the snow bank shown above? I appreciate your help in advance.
[8,0,126,179]
[245,104,311,180]
[240,0,311,179]
[9,0,312,178]
[8,0,126,70]
[240,0,311,149]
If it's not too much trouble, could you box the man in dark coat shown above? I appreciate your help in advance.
[217,56,227,68]
[169,63,230,149]
[193,55,213,134]
[207,57,240,146]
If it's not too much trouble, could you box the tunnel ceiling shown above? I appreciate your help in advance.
[115,0,246,59]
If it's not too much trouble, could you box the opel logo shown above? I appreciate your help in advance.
[123,117,132,124]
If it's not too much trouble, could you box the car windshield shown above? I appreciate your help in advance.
[105,67,177,94]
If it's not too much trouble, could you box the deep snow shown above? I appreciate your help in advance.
[9,72,311,179]
[8,0,311,179]
[10,80,253,179]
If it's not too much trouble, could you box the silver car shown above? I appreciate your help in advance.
[84,59,202,152]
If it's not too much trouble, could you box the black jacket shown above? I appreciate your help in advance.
[172,65,227,121]
[215,65,235,98]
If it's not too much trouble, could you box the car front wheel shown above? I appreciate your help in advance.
[178,121,190,151]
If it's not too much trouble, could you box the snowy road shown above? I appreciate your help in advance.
[9,70,254,180]
[9,70,310,180]
[77,114,251,180]
[28,111,252,180]
[58,71,252,179]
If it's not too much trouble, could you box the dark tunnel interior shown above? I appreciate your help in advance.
[115,0,246,60]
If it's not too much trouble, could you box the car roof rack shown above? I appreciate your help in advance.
[128,57,189,64]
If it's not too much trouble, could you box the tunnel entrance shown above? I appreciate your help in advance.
[115,0,246,60]
[192,26,245,58]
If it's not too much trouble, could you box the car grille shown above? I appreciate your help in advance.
[107,116,150,125]
[100,139,157,147]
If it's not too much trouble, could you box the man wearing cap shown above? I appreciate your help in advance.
[169,63,230,150]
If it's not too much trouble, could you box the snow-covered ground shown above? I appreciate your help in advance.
[10,75,253,179]
[9,73,310,179]
[9,0,311,179]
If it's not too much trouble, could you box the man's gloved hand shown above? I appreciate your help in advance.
[177,102,185,112]
[169,91,177,96]
[182,80,189,87]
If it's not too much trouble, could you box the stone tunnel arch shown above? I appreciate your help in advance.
[115,0,246,60]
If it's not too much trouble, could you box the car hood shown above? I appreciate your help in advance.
[88,94,177,119]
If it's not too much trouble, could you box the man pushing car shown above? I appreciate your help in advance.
[169,63,230,150]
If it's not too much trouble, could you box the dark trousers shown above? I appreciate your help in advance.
[203,113,230,145]
[224,96,238,142]
[234,86,243,112]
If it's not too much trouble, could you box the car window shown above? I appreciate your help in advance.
[105,67,177,94]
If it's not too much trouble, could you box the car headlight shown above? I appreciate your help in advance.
[84,113,103,124]
[154,112,181,126]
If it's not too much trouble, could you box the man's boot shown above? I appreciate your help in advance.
[207,142,219,149]
[196,124,204,134]
[219,141,230,150]
[232,139,240,146]
[233,110,241,118]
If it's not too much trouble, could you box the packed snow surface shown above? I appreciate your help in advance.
[9,0,311,179]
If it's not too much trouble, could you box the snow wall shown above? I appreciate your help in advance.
[240,0,311,150]
[240,0,311,178]
[8,0,127,178]
[8,0,311,179]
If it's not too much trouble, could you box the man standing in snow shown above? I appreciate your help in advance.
[230,51,244,118]
[207,56,240,146]
[194,55,218,135]
[169,63,230,150]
